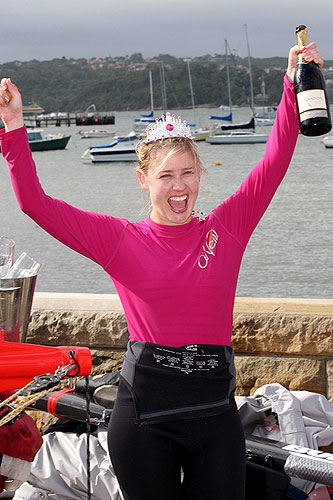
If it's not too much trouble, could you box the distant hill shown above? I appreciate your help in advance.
[1,53,332,112]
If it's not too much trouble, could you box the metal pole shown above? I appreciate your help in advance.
[244,23,255,110]
[225,39,232,117]
[159,62,167,113]
[148,70,154,113]
[185,59,196,126]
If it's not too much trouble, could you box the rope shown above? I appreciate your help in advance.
[0,356,93,498]
[0,362,77,427]
[0,383,62,427]
[85,375,91,500]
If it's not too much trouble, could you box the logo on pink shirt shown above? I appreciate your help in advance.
[197,229,219,269]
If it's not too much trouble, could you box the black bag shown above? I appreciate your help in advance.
[245,461,291,500]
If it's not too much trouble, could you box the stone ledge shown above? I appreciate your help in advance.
[32,292,124,312]
[232,312,333,356]
[28,293,333,401]
[31,293,333,356]
[32,293,333,315]
[233,297,333,315]
[29,310,128,348]
[235,355,326,396]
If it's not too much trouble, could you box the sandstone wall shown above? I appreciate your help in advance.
[29,293,333,402]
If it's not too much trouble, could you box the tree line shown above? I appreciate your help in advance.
[0,54,332,113]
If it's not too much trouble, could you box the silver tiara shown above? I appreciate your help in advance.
[143,112,194,143]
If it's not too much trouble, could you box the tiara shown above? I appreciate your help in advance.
[143,112,194,143]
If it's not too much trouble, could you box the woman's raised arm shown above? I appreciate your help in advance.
[0,78,24,132]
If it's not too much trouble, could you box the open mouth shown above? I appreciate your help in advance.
[168,195,188,213]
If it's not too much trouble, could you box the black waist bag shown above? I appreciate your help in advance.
[120,341,236,424]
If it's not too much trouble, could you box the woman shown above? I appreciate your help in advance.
[0,42,323,500]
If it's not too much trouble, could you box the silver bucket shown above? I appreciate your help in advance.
[0,275,37,343]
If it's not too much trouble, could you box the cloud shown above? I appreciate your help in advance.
[0,0,332,63]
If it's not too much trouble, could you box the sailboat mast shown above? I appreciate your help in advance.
[159,62,167,113]
[185,59,196,125]
[148,70,154,113]
[244,23,255,110]
[225,39,232,118]
[186,60,196,111]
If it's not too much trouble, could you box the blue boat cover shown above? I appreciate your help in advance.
[89,139,120,149]
[210,113,232,121]
[141,110,154,118]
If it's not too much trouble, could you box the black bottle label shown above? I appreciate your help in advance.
[296,89,329,122]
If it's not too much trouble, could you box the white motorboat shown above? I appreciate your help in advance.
[81,133,140,162]
[206,130,269,145]
[321,135,333,148]
[78,129,115,139]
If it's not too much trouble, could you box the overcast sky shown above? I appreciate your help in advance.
[1,0,332,64]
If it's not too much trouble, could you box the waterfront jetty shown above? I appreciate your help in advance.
[23,111,115,128]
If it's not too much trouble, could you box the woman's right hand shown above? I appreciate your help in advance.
[0,78,24,132]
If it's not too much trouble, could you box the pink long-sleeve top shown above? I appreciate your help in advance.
[0,75,299,347]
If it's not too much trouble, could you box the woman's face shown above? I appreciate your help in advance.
[137,149,200,226]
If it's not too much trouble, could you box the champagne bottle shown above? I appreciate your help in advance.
[293,25,331,136]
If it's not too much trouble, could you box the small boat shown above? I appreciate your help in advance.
[255,116,275,126]
[22,102,45,116]
[192,128,216,142]
[81,132,140,162]
[206,130,269,145]
[133,117,155,133]
[321,135,333,148]
[27,129,71,151]
[255,106,277,120]
[254,105,276,126]
[78,129,115,139]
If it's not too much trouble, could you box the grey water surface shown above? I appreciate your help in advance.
[0,107,332,298]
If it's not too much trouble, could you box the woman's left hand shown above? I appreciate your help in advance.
[286,42,324,82]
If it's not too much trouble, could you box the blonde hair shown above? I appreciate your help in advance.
[136,137,207,180]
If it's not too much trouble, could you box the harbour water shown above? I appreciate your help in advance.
[0,106,332,299]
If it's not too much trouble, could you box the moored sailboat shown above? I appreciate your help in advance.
[185,59,214,141]
[206,130,269,144]
[133,71,155,133]
[207,36,269,145]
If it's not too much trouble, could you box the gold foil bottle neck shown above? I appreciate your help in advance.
[295,25,309,47]
[295,25,309,64]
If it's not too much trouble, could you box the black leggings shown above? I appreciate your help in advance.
[108,381,246,500]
